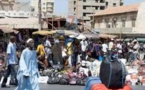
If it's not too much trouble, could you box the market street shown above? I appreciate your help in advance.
[0,84,145,90]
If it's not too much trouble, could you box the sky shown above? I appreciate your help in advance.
[20,0,145,15]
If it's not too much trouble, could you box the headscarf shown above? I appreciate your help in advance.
[26,38,33,44]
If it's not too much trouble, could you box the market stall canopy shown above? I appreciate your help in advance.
[0,17,47,29]
[0,27,19,34]
[82,30,99,38]
[99,34,117,39]
[55,30,78,36]
[32,30,56,35]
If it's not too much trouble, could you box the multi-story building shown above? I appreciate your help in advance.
[68,0,123,26]
[0,0,15,11]
[92,2,145,37]
[31,0,54,14]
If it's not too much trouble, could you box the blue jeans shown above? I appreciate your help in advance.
[82,52,86,60]
[72,53,78,67]
[2,64,18,86]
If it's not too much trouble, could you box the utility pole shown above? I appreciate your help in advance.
[38,0,42,31]
[76,0,78,18]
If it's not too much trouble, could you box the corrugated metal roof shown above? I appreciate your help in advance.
[93,3,140,16]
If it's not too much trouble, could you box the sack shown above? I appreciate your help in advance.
[100,55,127,89]
[39,76,48,83]
[68,73,77,85]
[84,77,102,90]
[47,77,59,84]
[69,77,77,85]
[59,74,69,85]
[76,78,86,86]
[47,71,60,84]
[91,84,108,90]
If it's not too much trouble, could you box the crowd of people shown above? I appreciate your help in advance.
[0,35,145,89]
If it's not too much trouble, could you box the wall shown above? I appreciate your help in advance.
[136,2,145,33]
[94,12,137,29]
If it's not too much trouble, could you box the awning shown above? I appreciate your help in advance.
[32,30,56,35]
[0,27,19,34]
[0,17,47,29]
[99,34,117,39]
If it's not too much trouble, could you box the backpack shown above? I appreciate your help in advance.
[100,54,127,89]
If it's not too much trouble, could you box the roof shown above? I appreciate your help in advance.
[13,2,31,11]
[0,17,47,29]
[93,3,140,16]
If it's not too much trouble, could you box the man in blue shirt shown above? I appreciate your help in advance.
[1,36,18,88]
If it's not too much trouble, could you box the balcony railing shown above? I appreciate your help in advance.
[83,1,105,6]
[95,28,133,34]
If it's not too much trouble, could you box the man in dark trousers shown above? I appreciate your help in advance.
[1,36,18,88]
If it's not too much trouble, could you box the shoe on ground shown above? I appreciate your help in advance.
[1,84,10,88]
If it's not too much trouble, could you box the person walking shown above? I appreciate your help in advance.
[16,38,40,90]
[1,36,18,88]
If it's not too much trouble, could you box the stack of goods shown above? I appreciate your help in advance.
[138,63,145,85]
[126,66,139,85]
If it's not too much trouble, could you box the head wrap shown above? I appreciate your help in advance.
[26,38,33,44]
[55,39,59,44]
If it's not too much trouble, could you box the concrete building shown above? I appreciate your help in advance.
[31,0,54,14]
[68,0,123,26]
[91,2,145,37]
[0,0,15,11]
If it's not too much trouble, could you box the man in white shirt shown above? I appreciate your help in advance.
[108,39,114,51]
[44,38,53,66]
[80,39,88,60]
[133,41,139,61]
[44,38,51,48]
[117,41,122,53]
[102,42,108,53]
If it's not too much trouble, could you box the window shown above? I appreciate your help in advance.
[95,6,99,10]
[74,8,76,11]
[112,18,117,28]
[120,2,123,6]
[105,19,110,28]
[132,20,135,27]
[113,3,116,6]
[43,3,45,5]
[95,0,99,2]
[83,0,86,2]
[74,1,76,4]
[121,16,126,27]
[83,6,86,9]
[43,7,45,9]
[106,2,108,6]
[83,13,86,16]
[100,6,105,10]
[122,20,125,27]
[100,0,105,3]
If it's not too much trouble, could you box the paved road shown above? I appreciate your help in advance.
[0,84,145,90]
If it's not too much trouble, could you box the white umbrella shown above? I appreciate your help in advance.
[76,34,86,40]
[55,30,78,36]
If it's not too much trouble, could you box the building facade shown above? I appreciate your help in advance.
[31,0,54,14]
[92,2,145,37]
[68,0,123,26]
[0,0,15,11]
